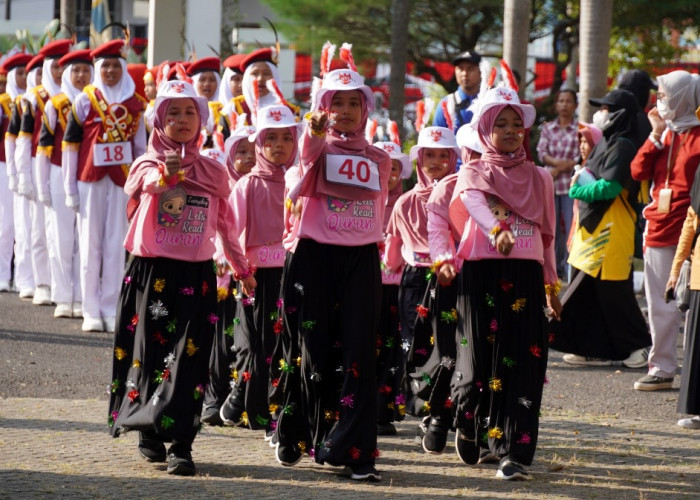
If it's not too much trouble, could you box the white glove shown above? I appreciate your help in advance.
[17,174,35,201]
[8,174,17,192]
[37,192,51,207]
[65,193,80,212]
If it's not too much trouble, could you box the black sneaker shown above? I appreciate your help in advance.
[377,422,397,436]
[166,450,196,476]
[414,416,430,445]
[343,463,382,482]
[201,405,224,426]
[219,392,245,427]
[496,456,529,480]
[633,374,673,391]
[275,441,302,467]
[477,448,500,464]
[422,418,449,455]
[138,432,166,463]
[454,428,479,465]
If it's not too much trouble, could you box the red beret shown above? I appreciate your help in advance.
[240,48,277,72]
[186,56,221,76]
[58,49,92,68]
[2,53,33,72]
[26,54,44,73]
[39,39,72,59]
[90,39,126,60]
[223,54,246,73]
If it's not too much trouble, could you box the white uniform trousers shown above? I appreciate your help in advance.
[47,165,81,304]
[29,157,52,289]
[13,192,34,292]
[0,162,14,283]
[644,245,683,378]
[76,177,127,322]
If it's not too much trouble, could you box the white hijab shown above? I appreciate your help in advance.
[218,67,236,104]
[93,57,135,104]
[241,61,280,124]
[41,58,62,97]
[26,67,40,91]
[657,70,700,133]
[61,62,94,103]
[6,68,25,99]
[192,71,221,103]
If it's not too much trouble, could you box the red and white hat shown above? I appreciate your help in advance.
[455,124,482,153]
[249,104,302,142]
[471,86,535,129]
[224,125,256,157]
[313,69,375,112]
[373,141,411,178]
[155,79,209,124]
[409,126,460,161]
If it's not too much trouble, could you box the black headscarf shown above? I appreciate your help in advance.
[578,89,641,233]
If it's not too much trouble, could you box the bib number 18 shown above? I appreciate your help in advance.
[93,141,133,167]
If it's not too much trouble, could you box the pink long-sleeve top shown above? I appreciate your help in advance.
[456,183,557,285]
[296,129,387,246]
[282,165,301,253]
[124,168,248,275]
[228,175,286,268]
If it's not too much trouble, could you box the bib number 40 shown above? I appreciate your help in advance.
[326,154,380,191]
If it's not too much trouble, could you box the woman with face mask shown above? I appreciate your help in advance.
[550,89,651,368]
[631,71,700,393]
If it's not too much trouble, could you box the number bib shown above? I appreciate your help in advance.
[325,154,380,192]
[93,141,133,167]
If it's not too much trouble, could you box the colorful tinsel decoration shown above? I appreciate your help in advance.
[421,401,431,413]
[485,293,495,307]
[127,389,140,403]
[166,319,178,333]
[298,441,307,453]
[114,347,127,361]
[110,379,120,393]
[241,412,249,426]
[295,356,302,367]
[502,356,516,368]
[488,427,504,439]
[415,348,428,356]
[255,415,269,426]
[511,298,527,312]
[269,403,279,415]
[489,377,503,392]
[489,318,498,332]
[440,308,458,323]
[152,331,167,346]
[164,353,176,367]
[301,320,317,330]
[340,394,355,408]
[148,299,168,320]
[108,410,118,427]
[464,410,474,420]
[132,359,141,368]
[273,317,283,334]
[233,317,241,325]
[124,276,132,285]
[186,338,199,356]
[444,397,453,409]
[207,312,219,324]
[217,287,229,302]
[460,337,469,347]
[153,278,166,293]
[346,362,359,378]
[224,324,235,338]
[242,371,252,382]
[161,415,175,429]
[349,446,361,460]
[529,345,542,358]
[499,279,514,292]
[279,359,294,373]
[201,281,209,296]
[180,287,194,296]
[518,396,532,409]
[193,384,205,400]
[421,372,432,385]
[517,432,531,444]
[416,304,429,318]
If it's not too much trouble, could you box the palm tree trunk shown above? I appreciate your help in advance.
[579,0,613,122]
[503,0,531,99]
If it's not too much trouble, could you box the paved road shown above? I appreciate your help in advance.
[1,290,698,499]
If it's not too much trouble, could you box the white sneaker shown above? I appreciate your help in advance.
[104,316,116,333]
[562,354,612,366]
[32,286,52,306]
[18,288,34,300]
[81,317,104,332]
[677,416,700,429]
[72,302,83,318]
[0,280,10,292]
[54,303,73,318]
[622,347,649,369]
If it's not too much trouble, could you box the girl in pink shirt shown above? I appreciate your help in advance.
[274,53,391,481]
[383,126,459,454]
[202,124,257,426]
[219,105,301,438]
[444,87,560,480]
[108,80,255,477]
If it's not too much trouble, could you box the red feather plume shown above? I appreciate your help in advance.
[415,100,425,133]
[339,43,357,72]
[499,59,519,92]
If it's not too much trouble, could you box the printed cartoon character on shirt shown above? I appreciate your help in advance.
[487,195,535,252]
[327,196,352,213]
[158,186,187,227]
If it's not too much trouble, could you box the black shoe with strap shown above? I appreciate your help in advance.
[138,431,166,463]
[422,417,449,454]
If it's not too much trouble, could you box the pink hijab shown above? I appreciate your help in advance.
[243,127,299,247]
[450,104,547,231]
[126,97,230,220]
[388,148,457,253]
[298,90,391,201]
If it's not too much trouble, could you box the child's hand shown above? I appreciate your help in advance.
[240,275,257,297]
[164,151,182,177]
[437,262,457,285]
[309,111,329,133]
[546,293,562,321]
[496,230,515,256]
[215,260,229,277]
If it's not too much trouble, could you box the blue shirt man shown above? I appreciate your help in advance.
[432,50,482,132]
